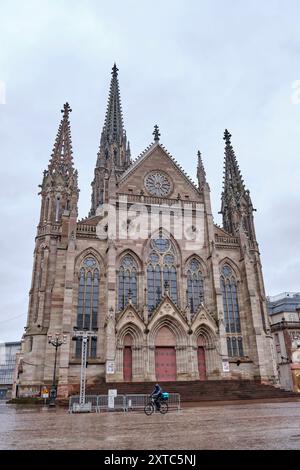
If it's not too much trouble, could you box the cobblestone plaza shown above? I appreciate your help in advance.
[1,400,300,450]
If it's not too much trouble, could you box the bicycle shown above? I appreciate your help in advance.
[144,393,169,415]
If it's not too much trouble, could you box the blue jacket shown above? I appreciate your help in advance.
[151,384,162,397]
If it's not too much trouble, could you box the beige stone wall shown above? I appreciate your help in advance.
[17,145,278,397]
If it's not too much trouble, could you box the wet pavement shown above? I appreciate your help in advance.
[1,400,300,450]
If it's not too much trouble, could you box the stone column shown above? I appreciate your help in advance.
[203,184,226,376]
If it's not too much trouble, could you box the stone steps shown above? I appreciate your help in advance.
[81,379,298,402]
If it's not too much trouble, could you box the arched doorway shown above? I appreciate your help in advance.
[123,334,133,382]
[155,326,176,381]
[197,336,206,380]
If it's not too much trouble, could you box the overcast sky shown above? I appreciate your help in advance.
[1,0,300,342]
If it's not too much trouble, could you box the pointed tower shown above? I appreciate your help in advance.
[220,129,256,241]
[38,102,79,227]
[89,64,131,216]
[197,150,207,190]
[26,102,79,333]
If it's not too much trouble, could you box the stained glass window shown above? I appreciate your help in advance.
[75,257,99,358]
[118,255,138,310]
[221,265,244,357]
[186,258,204,313]
[147,238,177,311]
[152,238,170,252]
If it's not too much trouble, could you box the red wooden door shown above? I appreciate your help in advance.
[197,347,206,380]
[155,347,176,381]
[123,347,132,382]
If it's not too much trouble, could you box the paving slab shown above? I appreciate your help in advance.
[1,400,300,450]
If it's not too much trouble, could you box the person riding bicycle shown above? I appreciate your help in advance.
[150,383,163,410]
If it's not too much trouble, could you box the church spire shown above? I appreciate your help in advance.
[48,102,74,175]
[197,150,207,189]
[102,63,124,146]
[90,64,131,216]
[39,103,78,226]
[222,129,245,199]
[221,129,256,240]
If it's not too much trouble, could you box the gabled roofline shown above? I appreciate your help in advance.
[119,141,201,196]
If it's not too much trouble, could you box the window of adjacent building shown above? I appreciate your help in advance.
[289,313,297,322]
[0,343,21,385]
[221,265,244,357]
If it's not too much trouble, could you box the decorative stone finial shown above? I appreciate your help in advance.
[197,150,207,189]
[164,280,169,295]
[223,129,232,145]
[153,124,161,142]
[112,63,119,77]
[61,102,72,116]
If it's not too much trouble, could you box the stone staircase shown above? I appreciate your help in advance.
[83,379,299,402]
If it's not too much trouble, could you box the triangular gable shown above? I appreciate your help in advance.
[77,215,101,226]
[118,142,202,200]
[116,303,144,331]
[147,295,187,329]
[214,224,233,237]
[191,303,218,331]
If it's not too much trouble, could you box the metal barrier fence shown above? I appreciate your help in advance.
[126,393,181,412]
[68,393,181,413]
[97,394,127,412]
[126,394,149,410]
[168,393,181,411]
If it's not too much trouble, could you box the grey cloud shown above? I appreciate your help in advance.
[1,0,300,340]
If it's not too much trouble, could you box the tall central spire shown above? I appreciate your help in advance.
[96,63,130,169]
[90,64,131,217]
[102,63,124,145]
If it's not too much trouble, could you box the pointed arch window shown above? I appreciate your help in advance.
[44,198,49,221]
[186,258,204,313]
[75,256,99,358]
[147,236,178,312]
[118,255,138,310]
[221,265,244,357]
[33,248,45,323]
[55,197,60,222]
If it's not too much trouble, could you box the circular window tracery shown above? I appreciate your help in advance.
[144,171,171,197]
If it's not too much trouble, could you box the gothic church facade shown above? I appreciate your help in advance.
[18,65,277,398]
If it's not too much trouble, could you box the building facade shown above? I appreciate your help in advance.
[0,342,21,399]
[17,65,278,398]
[268,292,300,391]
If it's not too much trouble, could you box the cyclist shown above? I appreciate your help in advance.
[150,383,163,410]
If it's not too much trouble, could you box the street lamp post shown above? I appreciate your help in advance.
[48,333,67,407]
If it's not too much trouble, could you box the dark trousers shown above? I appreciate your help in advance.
[153,394,162,409]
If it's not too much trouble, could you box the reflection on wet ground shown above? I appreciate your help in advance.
[1,400,300,449]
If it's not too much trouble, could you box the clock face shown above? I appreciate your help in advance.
[144,172,171,197]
